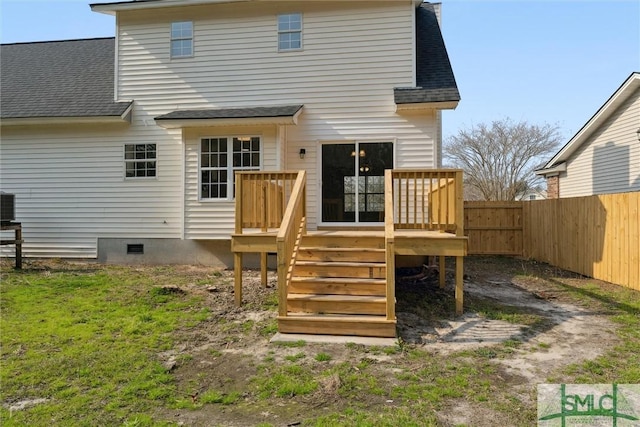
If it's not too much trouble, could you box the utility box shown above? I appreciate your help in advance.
[1,192,16,222]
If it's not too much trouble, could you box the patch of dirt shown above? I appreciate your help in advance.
[438,400,519,427]
[144,258,623,426]
[432,259,621,425]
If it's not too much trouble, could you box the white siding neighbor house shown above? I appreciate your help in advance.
[1,0,460,267]
[536,72,640,198]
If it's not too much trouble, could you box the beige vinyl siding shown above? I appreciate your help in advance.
[116,1,438,235]
[287,110,438,230]
[0,124,183,258]
[560,88,640,197]
[116,3,413,111]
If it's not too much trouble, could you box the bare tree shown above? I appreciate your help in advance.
[444,119,562,201]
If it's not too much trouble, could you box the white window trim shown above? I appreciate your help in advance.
[123,143,158,180]
[277,12,303,52]
[170,21,194,59]
[199,135,263,202]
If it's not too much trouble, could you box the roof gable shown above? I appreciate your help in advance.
[538,72,640,173]
[0,38,132,121]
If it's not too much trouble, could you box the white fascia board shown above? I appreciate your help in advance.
[395,100,459,112]
[1,112,132,127]
[91,0,252,15]
[155,114,300,130]
[542,72,640,169]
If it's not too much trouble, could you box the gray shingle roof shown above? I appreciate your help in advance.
[0,38,132,119]
[394,3,460,105]
[155,105,304,121]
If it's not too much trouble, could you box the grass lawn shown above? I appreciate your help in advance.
[1,257,639,426]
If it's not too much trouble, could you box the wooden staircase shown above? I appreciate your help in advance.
[277,233,397,338]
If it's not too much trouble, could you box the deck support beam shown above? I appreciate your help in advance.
[234,252,243,306]
[260,252,268,287]
[455,256,464,315]
[439,256,446,288]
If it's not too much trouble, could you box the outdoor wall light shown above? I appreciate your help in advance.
[636,128,640,142]
[299,148,306,159]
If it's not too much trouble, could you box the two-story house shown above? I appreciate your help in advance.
[2,0,459,262]
[1,0,463,336]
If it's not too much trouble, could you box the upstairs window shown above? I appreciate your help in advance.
[125,144,156,178]
[171,21,193,58]
[278,13,302,51]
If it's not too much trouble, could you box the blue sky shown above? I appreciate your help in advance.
[1,0,639,142]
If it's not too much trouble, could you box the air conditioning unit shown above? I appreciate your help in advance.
[1,192,16,222]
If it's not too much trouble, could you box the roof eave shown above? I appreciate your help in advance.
[90,0,252,15]
[155,112,301,129]
[535,162,567,177]
[0,105,133,127]
[1,103,133,126]
[396,100,459,111]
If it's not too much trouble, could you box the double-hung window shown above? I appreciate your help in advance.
[125,144,157,178]
[171,21,193,58]
[200,137,261,200]
[278,13,302,51]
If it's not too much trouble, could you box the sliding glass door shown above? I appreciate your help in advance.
[321,142,393,224]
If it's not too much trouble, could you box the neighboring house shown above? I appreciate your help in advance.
[1,0,460,266]
[536,72,640,198]
[516,188,547,201]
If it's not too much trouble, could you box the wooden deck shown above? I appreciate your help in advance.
[231,169,467,338]
[232,229,467,257]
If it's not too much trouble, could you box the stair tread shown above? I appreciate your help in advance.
[288,294,386,302]
[291,276,386,284]
[281,313,393,322]
[299,246,385,252]
[295,261,385,267]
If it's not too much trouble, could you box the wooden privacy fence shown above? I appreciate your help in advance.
[523,192,639,291]
[464,201,523,256]
[464,192,639,291]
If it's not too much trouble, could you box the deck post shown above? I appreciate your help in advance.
[455,170,465,237]
[234,252,243,306]
[439,256,446,288]
[455,256,463,314]
[385,240,396,321]
[260,252,268,287]
[384,169,396,323]
[276,238,288,317]
[235,173,243,234]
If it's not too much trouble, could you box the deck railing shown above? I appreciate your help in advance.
[276,171,307,317]
[385,169,464,236]
[384,169,465,321]
[235,171,301,233]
